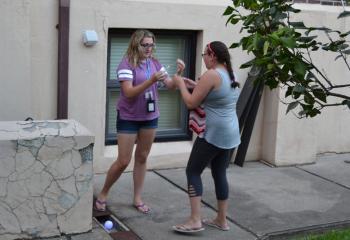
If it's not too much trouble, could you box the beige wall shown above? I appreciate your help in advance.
[66,0,252,172]
[1,0,32,120]
[0,1,349,171]
[268,4,350,165]
[0,0,57,121]
[294,4,350,155]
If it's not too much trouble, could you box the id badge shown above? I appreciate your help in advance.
[147,99,155,112]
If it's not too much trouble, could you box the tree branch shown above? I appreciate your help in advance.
[325,31,350,72]
[327,91,350,100]
[329,84,350,89]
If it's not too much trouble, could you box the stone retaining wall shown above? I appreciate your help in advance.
[0,120,94,240]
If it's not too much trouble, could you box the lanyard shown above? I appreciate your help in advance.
[145,58,153,101]
[146,59,151,80]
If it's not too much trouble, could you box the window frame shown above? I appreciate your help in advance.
[105,28,197,145]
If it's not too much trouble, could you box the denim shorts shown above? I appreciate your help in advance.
[116,114,158,134]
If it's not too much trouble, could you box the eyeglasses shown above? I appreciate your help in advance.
[140,43,155,49]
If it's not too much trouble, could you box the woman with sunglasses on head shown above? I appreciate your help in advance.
[95,29,182,214]
[172,41,240,233]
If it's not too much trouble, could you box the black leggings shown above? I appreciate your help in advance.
[186,137,232,200]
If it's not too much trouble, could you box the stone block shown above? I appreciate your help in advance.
[0,120,94,239]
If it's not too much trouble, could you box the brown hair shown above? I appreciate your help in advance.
[126,29,156,67]
[207,41,239,88]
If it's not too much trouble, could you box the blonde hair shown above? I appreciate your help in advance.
[126,29,156,67]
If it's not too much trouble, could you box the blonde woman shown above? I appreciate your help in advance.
[95,29,181,214]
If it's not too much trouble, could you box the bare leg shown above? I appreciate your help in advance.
[174,138,210,230]
[215,199,229,227]
[173,195,203,230]
[96,133,137,204]
[133,128,155,209]
[188,195,203,227]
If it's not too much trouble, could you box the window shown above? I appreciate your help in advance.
[106,29,197,144]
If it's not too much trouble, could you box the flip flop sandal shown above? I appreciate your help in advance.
[133,203,150,214]
[202,219,230,231]
[172,224,205,233]
[94,199,107,212]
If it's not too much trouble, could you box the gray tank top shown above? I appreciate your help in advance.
[203,68,241,149]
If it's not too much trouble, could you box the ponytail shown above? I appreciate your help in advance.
[207,41,239,88]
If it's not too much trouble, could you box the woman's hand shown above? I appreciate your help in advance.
[183,77,197,89]
[163,59,185,90]
[172,74,184,87]
[176,59,185,76]
[151,71,167,83]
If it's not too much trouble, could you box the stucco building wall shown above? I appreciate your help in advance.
[0,0,349,171]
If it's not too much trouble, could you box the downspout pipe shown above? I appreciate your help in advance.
[57,0,70,119]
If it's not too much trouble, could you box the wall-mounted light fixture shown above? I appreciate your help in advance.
[83,30,98,46]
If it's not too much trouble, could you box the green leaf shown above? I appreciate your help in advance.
[294,61,307,77]
[263,41,270,55]
[298,109,306,117]
[241,36,253,50]
[231,18,240,24]
[287,6,301,13]
[269,6,276,15]
[339,31,350,38]
[307,108,321,117]
[225,15,235,26]
[269,32,280,42]
[285,86,293,98]
[338,44,349,50]
[286,101,299,114]
[253,33,260,49]
[267,64,275,70]
[280,37,296,48]
[338,11,350,19]
[223,6,234,16]
[304,92,315,105]
[248,2,260,11]
[256,57,272,65]
[240,59,255,69]
[312,88,327,103]
[230,42,241,48]
[342,100,350,109]
[289,21,306,29]
[293,84,305,93]
[298,36,317,43]
[342,49,350,55]
[306,72,316,80]
[265,78,279,89]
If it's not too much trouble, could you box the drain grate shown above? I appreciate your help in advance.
[94,214,129,233]
[93,201,142,240]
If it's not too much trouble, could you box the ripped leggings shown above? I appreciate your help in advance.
[186,137,233,200]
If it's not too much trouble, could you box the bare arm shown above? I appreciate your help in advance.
[174,70,219,109]
[183,77,197,89]
[121,71,166,98]
[163,59,186,90]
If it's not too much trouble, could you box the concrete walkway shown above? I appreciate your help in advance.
[46,153,350,240]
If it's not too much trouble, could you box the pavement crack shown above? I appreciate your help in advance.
[152,169,259,239]
[295,166,350,191]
